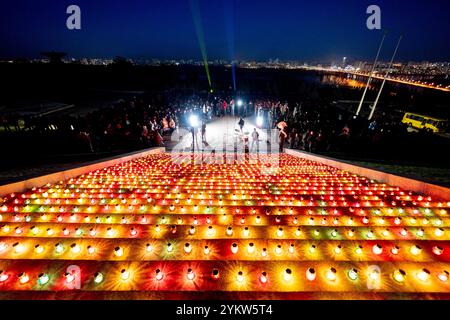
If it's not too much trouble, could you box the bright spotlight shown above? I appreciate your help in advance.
[256,116,263,127]
[237,99,243,107]
[189,115,199,127]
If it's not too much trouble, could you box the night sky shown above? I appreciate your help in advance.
[0,0,449,62]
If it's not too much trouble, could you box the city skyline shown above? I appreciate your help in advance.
[1,0,449,61]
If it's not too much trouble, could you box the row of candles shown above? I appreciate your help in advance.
[0,262,448,291]
[0,238,447,260]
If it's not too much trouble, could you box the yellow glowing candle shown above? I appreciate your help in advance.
[326,267,337,281]
[306,267,316,281]
[231,242,238,254]
[417,268,430,282]
[283,268,293,282]
[260,271,268,284]
[393,269,406,283]
[372,244,383,255]
[438,270,449,282]
[410,245,421,256]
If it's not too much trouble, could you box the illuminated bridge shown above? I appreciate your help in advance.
[0,151,449,299]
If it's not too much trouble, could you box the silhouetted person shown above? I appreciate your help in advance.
[238,117,245,132]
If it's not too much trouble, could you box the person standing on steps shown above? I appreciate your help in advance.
[238,117,245,132]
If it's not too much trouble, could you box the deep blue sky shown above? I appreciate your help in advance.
[1,0,449,62]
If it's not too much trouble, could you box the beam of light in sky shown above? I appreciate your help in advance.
[189,0,212,88]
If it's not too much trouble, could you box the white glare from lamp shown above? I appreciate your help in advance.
[237,99,243,107]
[256,116,263,127]
[189,115,200,127]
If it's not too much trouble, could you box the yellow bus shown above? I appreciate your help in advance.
[402,112,448,133]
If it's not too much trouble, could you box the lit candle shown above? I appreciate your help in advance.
[432,245,443,255]
[348,268,358,281]
[87,245,95,255]
[211,268,220,280]
[237,271,244,283]
[0,270,9,282]
[417,268,430,282]
[55,243,64,253]
[18,272,30,284]
[391,245,400,255]
[121,269,129,280]
[34,244,44,254]
[410,245,421,256]
[71,243,81,254]
[231,242,238,254]
[187,268,195,281]
[260,271,268,284]
[372,244,383,255]
[94,272,104,284]
[393,269,406,283]
[326,268,337,281]
[306,267,316,281]
[114,246,123,257]
[438,270,449,282]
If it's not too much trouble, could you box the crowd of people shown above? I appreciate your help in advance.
[0,90,445,163]
[250,98,442,162]
[1,93,218,154]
